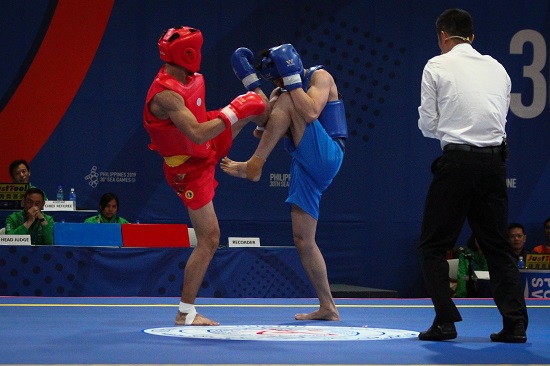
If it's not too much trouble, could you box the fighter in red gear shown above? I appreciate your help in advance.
[143,26,266,326]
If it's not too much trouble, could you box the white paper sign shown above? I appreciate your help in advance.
[44,201,75,211]
[474,270,490,280]
[228,237,261,247]
[0,235,31,245]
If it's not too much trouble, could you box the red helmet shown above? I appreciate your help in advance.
[158,26,203,73]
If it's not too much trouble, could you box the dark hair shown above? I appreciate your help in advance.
[9,159,29,177]
[254,42,285,72]
[508,222,525,234]
[99,192,120,210]
[544,217,550,227]
[436,8,474,39]
[24,187,45,200]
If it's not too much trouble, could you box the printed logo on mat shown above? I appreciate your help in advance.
[143,325,418,341]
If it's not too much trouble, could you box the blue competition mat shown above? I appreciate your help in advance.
[0,297,549,365]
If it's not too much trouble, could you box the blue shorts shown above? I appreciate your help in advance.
[285,120,344,220]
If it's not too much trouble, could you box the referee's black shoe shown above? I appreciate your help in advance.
[490,321,527,343]
[418,323,457,341]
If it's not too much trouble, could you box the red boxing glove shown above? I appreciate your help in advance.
[219,91,266,128]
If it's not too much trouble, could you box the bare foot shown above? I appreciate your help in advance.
[220,156,249,179]
[174,311,220,326]
[220,156,263,182]
[294,309,340,321]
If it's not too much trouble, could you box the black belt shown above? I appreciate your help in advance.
[334,137,346,152]
[443,143,501,154]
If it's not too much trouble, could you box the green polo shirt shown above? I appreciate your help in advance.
[5,210,54,245]
[84,214,129,224]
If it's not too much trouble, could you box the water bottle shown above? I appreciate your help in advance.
[69,188,76,206]
[56,185,64,201]
[517,256,525,269]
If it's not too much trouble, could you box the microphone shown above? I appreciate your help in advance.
[444,35,471,43]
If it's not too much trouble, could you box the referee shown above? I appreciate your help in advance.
[417,8,528,343]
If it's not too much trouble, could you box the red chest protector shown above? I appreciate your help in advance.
[143,66,211,157]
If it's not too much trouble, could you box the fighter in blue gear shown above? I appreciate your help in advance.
[221,43,348,322]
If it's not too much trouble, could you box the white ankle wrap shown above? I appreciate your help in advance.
[178,302,197,325]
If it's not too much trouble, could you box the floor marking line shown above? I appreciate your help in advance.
[2,364,538,366]
[0,303,548,308]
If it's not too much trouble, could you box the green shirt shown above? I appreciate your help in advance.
[456,250,489,298]
[84,214,129,224]
[5,210,54,245]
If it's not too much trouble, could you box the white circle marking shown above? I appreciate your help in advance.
[143,325,419,341]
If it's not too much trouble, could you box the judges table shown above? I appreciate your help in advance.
[0,209,97,224]
[466,269,550,299]
[0,245,315,298]
[520,269,550,298]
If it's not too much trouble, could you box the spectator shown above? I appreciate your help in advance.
[532,217,550,254]
[84,192,129,224]
[4,188,53,245]
[508,223,529,260]
[455,235,488,298]
[9,159,31,184]
[8,159,47,199]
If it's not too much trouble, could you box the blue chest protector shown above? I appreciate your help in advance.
[302,66,348,141]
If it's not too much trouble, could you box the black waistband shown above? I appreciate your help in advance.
[334,137,346,152]
[443,144,501,154]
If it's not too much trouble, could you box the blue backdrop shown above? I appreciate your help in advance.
[1,0,549,297]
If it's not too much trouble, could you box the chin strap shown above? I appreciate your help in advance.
[178,302,197,325]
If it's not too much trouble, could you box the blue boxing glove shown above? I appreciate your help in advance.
[269,44,303,90]
[231,47,262,91]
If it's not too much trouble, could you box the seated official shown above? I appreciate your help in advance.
[456,235,489,298]
[533,216,550,254]
[508,223,529,262]
[5,188,54,245]
[9,159,47,200]
[84,192,129,224]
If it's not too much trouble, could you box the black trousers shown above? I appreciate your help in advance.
[419,149,528,330]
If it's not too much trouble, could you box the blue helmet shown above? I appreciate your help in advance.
[256,52,280,81]
[256,44,304,81]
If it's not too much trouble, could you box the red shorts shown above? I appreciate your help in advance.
[163,126,232,210]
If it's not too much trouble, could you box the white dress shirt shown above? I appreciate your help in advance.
[418,43,511,149]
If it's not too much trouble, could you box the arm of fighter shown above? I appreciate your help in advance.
[218,91,266,128]
[150,90,264,145]
[287,71,331,123]
[270,44,330,123]
[150,90,225,145]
